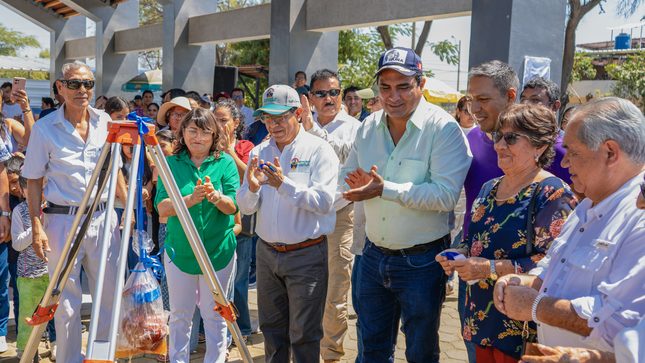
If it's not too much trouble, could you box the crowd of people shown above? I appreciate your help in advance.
[0,43,643,363]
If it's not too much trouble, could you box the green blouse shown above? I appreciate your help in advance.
[155,151,239,274]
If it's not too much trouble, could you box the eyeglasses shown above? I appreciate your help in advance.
[460,108,470,115]
[259,109,294,124]
[640,182,645,199]
[295,76,305,80]
[185,128,214,139]
[232,95,244,99]
[168,112,187,119]
[491,131,530,145]
[59,79,95,90]
[312,89,341,98]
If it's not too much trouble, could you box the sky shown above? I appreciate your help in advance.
[1,1,644,91]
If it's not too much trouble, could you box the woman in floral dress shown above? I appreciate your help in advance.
[437,104,577,362]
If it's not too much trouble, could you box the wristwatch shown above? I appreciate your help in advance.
[0,211,10,219]
[489,260,498,281]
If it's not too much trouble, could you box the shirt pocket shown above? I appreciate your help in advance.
[394,159,427,184]
[289,172,310,187]
[565,244,614,294]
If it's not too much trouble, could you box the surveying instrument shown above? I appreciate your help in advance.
[19,117,253,363]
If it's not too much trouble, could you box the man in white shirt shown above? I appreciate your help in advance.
[22,61,126,363]
[298,68,361,363]
[1,82,23,122]
[231,88,255,127]
[494,97,645,353]
[237,85,339,363]
[341,47,472,362]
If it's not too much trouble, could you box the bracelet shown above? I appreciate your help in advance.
[532,293,548,324]
[214,191,223,204]
[22,109,31,113]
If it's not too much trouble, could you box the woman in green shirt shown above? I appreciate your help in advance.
[155,107,239,363]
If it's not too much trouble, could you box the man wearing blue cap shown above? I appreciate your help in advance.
[341,47,473,362]
[237,85,339,363]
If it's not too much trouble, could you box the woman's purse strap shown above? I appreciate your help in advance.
[525,178,550,256]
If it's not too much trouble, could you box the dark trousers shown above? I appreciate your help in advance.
[257,238,328,363]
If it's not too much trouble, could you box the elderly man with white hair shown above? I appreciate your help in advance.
[493,97,645,354]
[22,61,126,363]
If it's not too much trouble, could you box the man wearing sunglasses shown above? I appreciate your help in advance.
[237,84,339,363]
[341,47,472,362]
[297,68,361,363]
[22,60,127,363]
[494,97,645,356]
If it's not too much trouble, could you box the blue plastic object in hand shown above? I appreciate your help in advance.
[441,251,461,260]
[259,163,276,172]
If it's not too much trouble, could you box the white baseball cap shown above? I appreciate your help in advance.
[252,85,301,117]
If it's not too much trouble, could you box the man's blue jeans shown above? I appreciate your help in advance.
[0,243,8,337]
[233,234,253,336]
[356,239,447,363]
[351,254,363,363]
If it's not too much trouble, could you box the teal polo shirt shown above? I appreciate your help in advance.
[155,151,239,274]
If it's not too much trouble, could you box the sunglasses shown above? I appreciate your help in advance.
[59,79,95,90]
[312,89,341,98]
[491,131,530,145]
[231,95,244,99]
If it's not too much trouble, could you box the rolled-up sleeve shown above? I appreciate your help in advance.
[572,226,645,351]
[307,123,354,164]
[380,121,472,211]
[21,123,49,179]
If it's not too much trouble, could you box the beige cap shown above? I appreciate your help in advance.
[356,83,379,99]
[157,97,191,126]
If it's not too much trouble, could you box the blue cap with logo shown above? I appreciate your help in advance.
[253,85,301,117]
[376,47,423,77]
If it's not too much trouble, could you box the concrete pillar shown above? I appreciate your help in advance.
[469,0,567,88]
[58,0,139,96]
[268,0,339,86]
[158,0,217,93]
[0,0,86,94]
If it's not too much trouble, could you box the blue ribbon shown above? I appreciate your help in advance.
[126,110,174,280]
[126,111,152,136]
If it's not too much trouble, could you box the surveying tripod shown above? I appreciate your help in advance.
[19,119,253,363]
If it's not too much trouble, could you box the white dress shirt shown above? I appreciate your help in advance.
[341,99,472,249]
[312,110,361,211]
[614,318,645,363]
[237,126,339,244]
[241,105,255,127]
[530,172,645,352]
[22,105,116,206]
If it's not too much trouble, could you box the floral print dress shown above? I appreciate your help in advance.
[457,176,577,358]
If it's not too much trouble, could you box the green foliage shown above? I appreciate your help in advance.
[570,52,596,83]
[0,23,41,57]
[337,29,384,89]
[38,48,50,59]
[139,0,163,69]
[0,70,49,80]
[606,51,645,111]
[431,38,459,65]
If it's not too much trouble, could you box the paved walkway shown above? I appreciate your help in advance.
[0,284,468,362]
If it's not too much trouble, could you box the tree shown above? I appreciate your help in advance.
[570,51,597,83]
[561,0,603,92]
[38,48,50,59]
[605,51,645,111]
[0,23,41,57]
[139,0,163,69]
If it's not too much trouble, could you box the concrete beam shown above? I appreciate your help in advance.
[306,0,472,32]
[469,0,567,88]
[58,0,140,96]
[188,3,271,45]
[115,23,163,53]
[65,36,96,59]
[0,0,86,92]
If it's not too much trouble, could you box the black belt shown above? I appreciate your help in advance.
[43,202,107,215]
[368,234,450,257]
